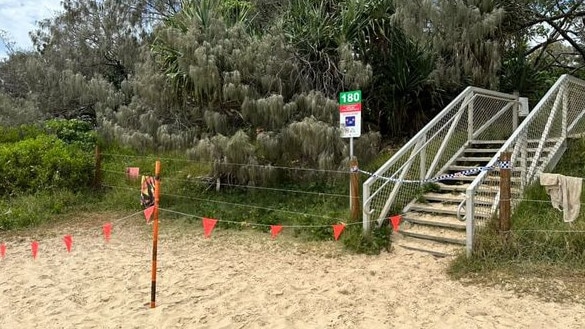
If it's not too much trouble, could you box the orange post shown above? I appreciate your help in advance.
[150,160,161,308]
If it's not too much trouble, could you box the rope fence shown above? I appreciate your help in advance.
[101,153,514,183]
[100,169,351,199]
[101,153,349,174]
[98,156,585,233]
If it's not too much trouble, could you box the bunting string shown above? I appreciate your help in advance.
[0,210,144,260]
[158,208,367,228]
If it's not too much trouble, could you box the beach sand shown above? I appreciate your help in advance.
[1,212,584,329]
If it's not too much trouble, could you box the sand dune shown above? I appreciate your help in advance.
[1,213,584,328]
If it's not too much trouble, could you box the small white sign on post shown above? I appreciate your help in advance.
[339,104,362,138]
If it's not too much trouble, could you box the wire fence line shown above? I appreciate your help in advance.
[509,229,585,233]
[513,198,585,206]
[103,186,585,233]
[100,152,350,175]
[102,152,515,182]
[102,184,351,223]
[99,152,585,235]
[100,169,351,199]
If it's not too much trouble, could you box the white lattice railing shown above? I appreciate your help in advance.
[362,87,520,232]
[466,74,585,256]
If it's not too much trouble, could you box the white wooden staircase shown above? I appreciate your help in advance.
[364,75,585,258]
[395,139,557,257]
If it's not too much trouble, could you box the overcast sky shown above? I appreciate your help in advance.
[0,0,63,58]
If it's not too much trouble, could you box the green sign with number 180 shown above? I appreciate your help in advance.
[339,90,361,105]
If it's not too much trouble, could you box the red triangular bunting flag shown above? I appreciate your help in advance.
[63,235,73,253]
[126,167,140,179]
[144,206,155,224]
[0,243,5,259]
[333,223,346,241]
[390,215,402,232]
[31,241,39,259]
[202,218,218,238]
[103,222,112,242]
[270,225,283,239]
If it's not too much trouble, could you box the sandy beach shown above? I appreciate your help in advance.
[1,212,584,329]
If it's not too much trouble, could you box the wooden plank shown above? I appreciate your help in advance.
[526,147,555,153]
[434,182,474,192]
[470,140,507,145]
[456,156,493,162]
[448,165,522,172]
[397,244,453,258]
[402,214,466,230]
[398,230,466,245]
[421,193,465,203]
[422,193,494,205]
[394,235,463,257]
[408,203,492,218]
[442,175,521,182]
[464,148,501,153]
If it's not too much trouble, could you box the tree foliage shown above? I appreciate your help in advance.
[2,0,585,186]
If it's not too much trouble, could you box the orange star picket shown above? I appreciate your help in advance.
[150,160,161,308]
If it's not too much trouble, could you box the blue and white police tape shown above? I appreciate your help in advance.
[358,160,512,183]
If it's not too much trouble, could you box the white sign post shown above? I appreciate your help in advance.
[339,90,362,158]
[339,90,362,216]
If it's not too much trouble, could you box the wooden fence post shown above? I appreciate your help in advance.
[350,157,361,221]
[499,152,511,239]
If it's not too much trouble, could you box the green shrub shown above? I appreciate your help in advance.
[342,224,392,255]
[0,190,90,230]
[0,124,44,144]
[0,135,94,195]
[45,118,97,151]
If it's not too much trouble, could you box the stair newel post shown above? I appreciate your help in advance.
[499,152,512,240]
[512,91,519,131]
[350,157,361,221]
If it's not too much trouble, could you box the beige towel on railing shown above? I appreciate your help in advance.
[539,173,582,222]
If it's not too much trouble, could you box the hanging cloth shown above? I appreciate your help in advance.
[539,173,582,223]
[141,175,156,208]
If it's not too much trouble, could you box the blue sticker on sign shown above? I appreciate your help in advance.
[345,116,356,127]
